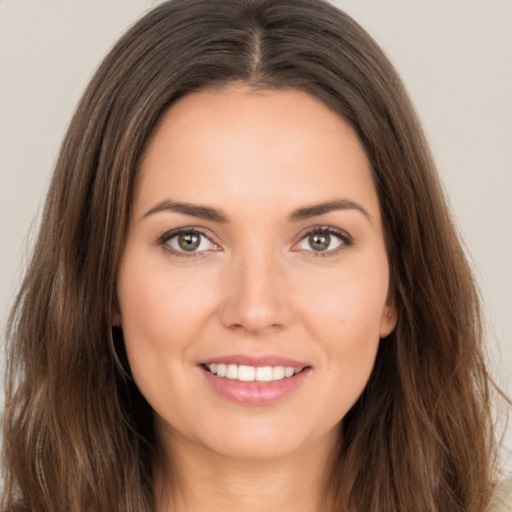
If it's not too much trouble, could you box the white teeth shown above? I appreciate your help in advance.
[238,365,256,381]
[272,366,285,380]
[226,364,238,379]
[284,367,295,378]
[256,366,273,382]
[205,363,303,382]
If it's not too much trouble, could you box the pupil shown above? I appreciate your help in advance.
[178,232,200,251]
[309,233,330,251]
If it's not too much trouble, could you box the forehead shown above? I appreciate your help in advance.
[135,83,378,219]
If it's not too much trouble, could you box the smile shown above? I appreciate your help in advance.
[203,363,303,382]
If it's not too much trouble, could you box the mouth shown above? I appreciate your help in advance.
[198,357,312,405]
[201,363,306,383]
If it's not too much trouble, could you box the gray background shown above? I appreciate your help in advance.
[1,0,511,471]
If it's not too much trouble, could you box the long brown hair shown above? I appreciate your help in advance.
[2,1,503,510]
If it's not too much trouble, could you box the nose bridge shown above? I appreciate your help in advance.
[220,239,290,334]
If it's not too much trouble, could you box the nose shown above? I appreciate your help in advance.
[219,247,293,335]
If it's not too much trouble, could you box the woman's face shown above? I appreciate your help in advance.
[115,84,396,462]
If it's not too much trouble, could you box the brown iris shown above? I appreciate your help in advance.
[178,232,201,251]
[309,232,330,251]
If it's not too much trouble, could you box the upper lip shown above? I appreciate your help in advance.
[200,354,310,368]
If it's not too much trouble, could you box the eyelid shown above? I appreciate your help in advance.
[156,226,221,257]
[292,225,354,256]
[155,224,353,258]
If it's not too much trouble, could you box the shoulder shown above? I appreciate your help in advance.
[491,478,512,512]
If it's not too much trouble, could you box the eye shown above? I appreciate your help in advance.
[157,228,219,256]
[294,227,352,255]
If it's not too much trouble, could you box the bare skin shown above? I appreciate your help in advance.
[115,83,396,511]
[154,425,337,511]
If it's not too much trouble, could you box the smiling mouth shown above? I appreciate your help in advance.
[202,363,306,383]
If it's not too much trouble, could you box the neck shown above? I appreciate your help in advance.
[154,428,338,512]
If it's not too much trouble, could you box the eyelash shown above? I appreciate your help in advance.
[155,227,215,258]
[155,226,353,258]
[298,227,354,257]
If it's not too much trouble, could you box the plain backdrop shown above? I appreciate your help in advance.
[1,0,511,469]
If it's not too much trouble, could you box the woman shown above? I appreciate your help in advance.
[2,0,508,510]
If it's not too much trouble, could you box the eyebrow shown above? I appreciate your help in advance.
[143,199,228,222]
[143,198,371,223]
[288,199,371,223]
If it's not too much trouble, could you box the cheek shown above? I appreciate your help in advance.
[118,253,216,344]
[320,286,383,377]
[116,254,218,398]
[298,256,389,394]
[310,284,384,423]
[301,259,389,341]
[116,268,221,438]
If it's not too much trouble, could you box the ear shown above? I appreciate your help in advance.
[112,311,122,327]
[112,300,122,327]
[379,287,397,338]
[380,306,397,338]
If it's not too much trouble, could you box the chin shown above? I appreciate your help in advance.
[187,415,339,464]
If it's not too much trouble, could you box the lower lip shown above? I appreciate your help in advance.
[200,366,311,405]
